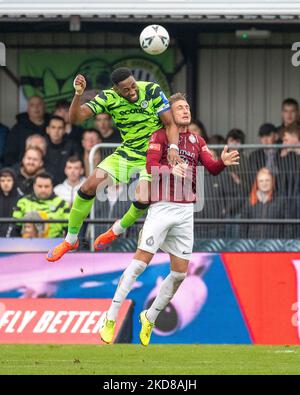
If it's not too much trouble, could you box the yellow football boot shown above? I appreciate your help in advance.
[99,314,116,344]
[139,310,155,347]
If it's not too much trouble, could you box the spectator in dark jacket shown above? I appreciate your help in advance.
[0,168,22,237]
[277,98,299,133]
[194,147,226,238]
[241,167,286,238]
[4,96,50,166]
[44,116,81,185]
[0,122,9,168]
[248,123,279,186]
[15,147,45,196]
[54,100,83,146]
[276,125,300,198]
[226,128,251,194]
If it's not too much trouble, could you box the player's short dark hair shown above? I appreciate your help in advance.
[82,128,102,140]
[111,67,133,85]
[55,100,70,110]
[169,92,187,105]
[282,98,299,110]
[48,115,66,127]
[226,128,246,144]
[33,172,53,185]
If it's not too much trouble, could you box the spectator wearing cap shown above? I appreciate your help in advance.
[15,147,45,196]
[54,100,84,146]
[13,172,70,238]
[0,122,9,168]
[54,156,86,206]
[44,115,82,185]
[94,113,122,144]
[248,123,278,185]
[4,96,50,166]
[0,168,22,237]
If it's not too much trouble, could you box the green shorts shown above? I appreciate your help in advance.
[97,148,152,185]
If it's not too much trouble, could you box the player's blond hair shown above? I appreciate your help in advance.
[169,92,187,105]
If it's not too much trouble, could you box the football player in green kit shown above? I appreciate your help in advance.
[47,67,180,261]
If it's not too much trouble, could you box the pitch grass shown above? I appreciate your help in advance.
[0,344,300,375]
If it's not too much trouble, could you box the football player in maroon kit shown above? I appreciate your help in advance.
[99,93,240,346]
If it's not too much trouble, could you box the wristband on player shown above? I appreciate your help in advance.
[168,144,179,151]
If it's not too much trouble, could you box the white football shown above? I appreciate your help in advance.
[139,25,170,55]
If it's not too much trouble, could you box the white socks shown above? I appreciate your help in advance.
[146,271,187,324]
[112,219,125,236]
[107,259,147,321]
[65,232,78,245]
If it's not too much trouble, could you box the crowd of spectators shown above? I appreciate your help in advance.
[0,95,299,240]
[0,97,122,239]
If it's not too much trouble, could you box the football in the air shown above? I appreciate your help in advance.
[139,25,170,55]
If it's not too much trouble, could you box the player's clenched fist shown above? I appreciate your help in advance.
[73,74,87,96]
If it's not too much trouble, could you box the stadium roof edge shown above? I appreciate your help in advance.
[1,1,300,16]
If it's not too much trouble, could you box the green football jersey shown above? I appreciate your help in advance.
[85,81,170,157]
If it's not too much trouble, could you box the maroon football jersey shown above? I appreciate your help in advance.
[146,128,225,203]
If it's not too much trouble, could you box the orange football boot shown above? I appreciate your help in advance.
[94,227,119,251]
[46,240,79,262]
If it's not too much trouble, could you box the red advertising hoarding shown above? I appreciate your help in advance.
[223,253,300,344]
[0,299,133,344]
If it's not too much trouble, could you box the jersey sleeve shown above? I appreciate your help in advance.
[198,140,226,175]
[149,83,171,116]
[146,130,169,174]
[85,91,109,115]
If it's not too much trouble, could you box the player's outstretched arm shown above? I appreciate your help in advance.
[69,74,94,124]
[199,142,239,175]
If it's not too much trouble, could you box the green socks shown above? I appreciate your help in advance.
[68,191,95,235]
[120,202,149,230]
[67,191,149,243]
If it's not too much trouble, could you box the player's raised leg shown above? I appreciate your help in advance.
[100,249,152,343]
[94,178,150,250]
[47,168,112,262]
[140,254,188,346]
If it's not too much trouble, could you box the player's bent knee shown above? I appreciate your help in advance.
[80,180,97,196]
[81,169,111,196]
[134,248,153,264]
[135,181,151,203]
[171,271,187,280]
